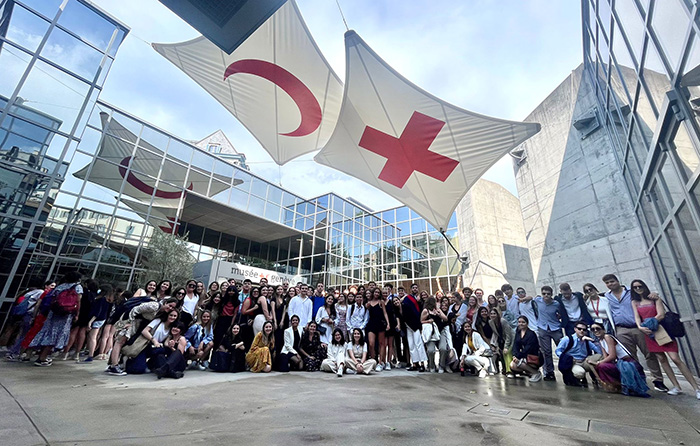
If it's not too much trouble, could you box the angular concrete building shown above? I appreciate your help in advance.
[456,179,534,295]
[511,65,657,291]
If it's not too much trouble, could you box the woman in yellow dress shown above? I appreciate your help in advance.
[246,320,274,373]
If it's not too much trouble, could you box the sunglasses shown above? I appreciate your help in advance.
[187,284,196,288]
[575,327,588,331]
[632,285,644,290]
[591,327,603,331]
[584,288,592,292]
[176,292,185,295]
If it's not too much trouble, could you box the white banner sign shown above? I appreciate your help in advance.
[194,259,302,286]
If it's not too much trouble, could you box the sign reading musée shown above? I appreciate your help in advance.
[194,259,302,287]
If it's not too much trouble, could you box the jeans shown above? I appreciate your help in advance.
[538,328,563,375]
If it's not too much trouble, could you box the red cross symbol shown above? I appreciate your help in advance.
[359,111,458,188]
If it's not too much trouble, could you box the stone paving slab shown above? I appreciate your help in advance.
[523,412,589,431]
[589,420,668,444]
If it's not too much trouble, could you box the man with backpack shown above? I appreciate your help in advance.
[555,321,601,387]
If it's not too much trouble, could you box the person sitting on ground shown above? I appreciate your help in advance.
[299,321,326,372]
[152,322,188,379]
[210,324,246,373]
[510,316,542,382]
[555,321,601,387]
[497,296,517,330]
[587,322,648,397]
[631,279,700,399]
[279,314,304,371]
[321,328,346,377]
[459,321,490,378]
[346,328,376,375]
[185,310,214,370]
[246,320,274,373]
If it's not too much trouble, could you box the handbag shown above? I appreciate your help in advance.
[317,324,327,336]
[122,320,160,358]
[660,302,685,338]
[526,354,540,367]
[429,322,441,342]
[482,348,493,358]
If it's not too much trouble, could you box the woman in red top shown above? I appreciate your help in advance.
[631,279,699,399]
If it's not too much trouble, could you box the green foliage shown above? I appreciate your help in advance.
[137,230,195,287]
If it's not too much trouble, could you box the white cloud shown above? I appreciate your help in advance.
[89,0,581,208]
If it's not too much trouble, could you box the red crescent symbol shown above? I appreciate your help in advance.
[224,59,322,137]
[118,156,193,199]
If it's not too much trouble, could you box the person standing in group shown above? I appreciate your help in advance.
[555,283,592,336]
[449,291,468,356]
[403,283,427,372]
[83,284,114,363]
[311,282,326,324]
[271,284,289,361]
[630,279,699,399]
[287,284,313,328]
[180,280,200,327]
[501,284,520,317]
[497,296,517,330]
[583,283,613,334]
[316,295,337,345]
[30,271,83,367]
[421,296,446,373]
[489,308,514,375]
[516,287,538,332]
[334,292,349,340]
[534,286,564,381]
[347,292,368,334]
[366,287,390,371]
[603,274,667,392]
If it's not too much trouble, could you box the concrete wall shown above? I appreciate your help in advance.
[512,64,657,292]
[456,179,534,295]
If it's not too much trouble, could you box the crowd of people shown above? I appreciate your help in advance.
[2,272,699,400]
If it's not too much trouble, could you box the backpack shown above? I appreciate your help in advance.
[39,288,58,315]
[51,285,80,316]
[11,297,31,317]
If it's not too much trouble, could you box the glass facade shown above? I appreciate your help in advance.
[0,0,127,319]
[583,0,700,373]
[8,101,458,301]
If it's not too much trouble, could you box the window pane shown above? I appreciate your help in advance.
[57,0,117,52]
[614,0,645,65]
[650,0,689,73]
[42,27,104,81]
[0,45,32,100]
[668,122,699,183]
[4,3,50,52]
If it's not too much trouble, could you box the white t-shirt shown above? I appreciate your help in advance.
[347,342,367,358]
[147,319,169,342]
[182,294,198,315]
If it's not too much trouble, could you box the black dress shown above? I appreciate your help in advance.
[366,303,386,334]
[385,304,397,337]
[220,333,246,372]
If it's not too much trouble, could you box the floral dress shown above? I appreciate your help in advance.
[335,304,348,339]
[30,282,83,350]
[300,331,327,371]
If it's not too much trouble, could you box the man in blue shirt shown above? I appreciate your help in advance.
[555,282,593,336]
[555,321,601,387]
[603,273,667,392]
[534,285,563,381]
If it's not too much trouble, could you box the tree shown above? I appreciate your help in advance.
[136,230,196,287]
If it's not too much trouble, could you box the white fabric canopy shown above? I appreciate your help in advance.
[314,31,541,231]
[152,0,343,165]
[74,113,228,207]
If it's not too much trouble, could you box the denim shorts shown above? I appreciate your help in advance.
[91,320,106,329]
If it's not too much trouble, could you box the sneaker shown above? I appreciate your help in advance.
[667,387,682,396]
[107,365,127,376]
[695,390,700,400]
[345,369,356,375]
[445,366,453,373]
[543,373,556,381]
[34,359,51,367]
[419,364,426,372]
[478,369,488,378]
[20,353,31,362]
[197,363,206,371]
[336,369,343,377]
[202,360,209,368]
[653,380,669,392]
[438,367,444,374]
[82,357,93,363]
[528,372,543,383]
[375,364,383,372]
[506,373,515,379]
[5,354,19,362]
[384,362,391,371]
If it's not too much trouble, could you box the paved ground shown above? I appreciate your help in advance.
[1,358,699,446]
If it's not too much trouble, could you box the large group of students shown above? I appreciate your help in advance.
[2,271,699,401]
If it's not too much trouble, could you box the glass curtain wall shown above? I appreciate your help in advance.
[583,0,700,374]
[0,0,127,317]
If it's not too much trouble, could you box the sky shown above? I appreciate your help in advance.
[90,0,583,211]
